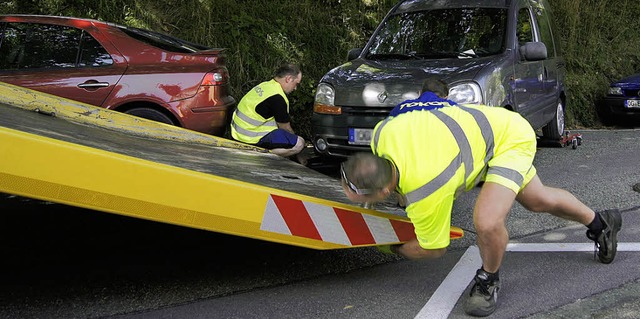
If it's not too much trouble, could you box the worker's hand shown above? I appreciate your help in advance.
[395,191,407,208]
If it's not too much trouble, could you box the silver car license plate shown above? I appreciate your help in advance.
[625,99,640,108]
[348,128,373,145]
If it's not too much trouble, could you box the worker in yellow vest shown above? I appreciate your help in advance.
[231,63,305,163]
[339,79,621,317]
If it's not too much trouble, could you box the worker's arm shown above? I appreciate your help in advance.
[277,121,295,134]
[255,95,292,133]
[392,192,453,259]
[392,238,446,260]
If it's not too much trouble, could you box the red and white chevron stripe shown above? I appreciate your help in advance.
[260,194,416,246]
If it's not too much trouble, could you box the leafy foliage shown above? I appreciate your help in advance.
[2,0,640,134]
[551,0,640,127]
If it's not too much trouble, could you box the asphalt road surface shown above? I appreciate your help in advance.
[1,128,639,319]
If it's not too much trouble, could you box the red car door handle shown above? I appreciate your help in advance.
[77,82,110,89]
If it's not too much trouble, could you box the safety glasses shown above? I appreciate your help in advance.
[340,163,374,195]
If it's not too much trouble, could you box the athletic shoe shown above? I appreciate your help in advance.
[463,269,500,317]
[586,209,622,264]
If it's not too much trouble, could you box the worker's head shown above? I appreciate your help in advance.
[340,152,396,204]
[421,78,449,98]
[275,63,302,94]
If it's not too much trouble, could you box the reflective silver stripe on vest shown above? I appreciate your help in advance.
[234,109,277,128]
[487,166,524,186]
[372,117,392,156]
[378,108,496,206]
[459,106,494,160]
[405,109,496,205]
[430,111,474,181]
[459,105,495,188]
[231,121,270,138]
[405,154,461,204]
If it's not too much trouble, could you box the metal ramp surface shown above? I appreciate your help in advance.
[0,82,458,250]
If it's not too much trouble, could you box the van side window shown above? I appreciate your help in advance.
[532,3,556,57]
[516,8,534,45]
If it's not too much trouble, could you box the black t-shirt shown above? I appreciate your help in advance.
[255,94,291,123]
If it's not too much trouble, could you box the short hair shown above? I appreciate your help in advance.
[421,78,449,98]
[275,63,301,78]
[342,152,393,191]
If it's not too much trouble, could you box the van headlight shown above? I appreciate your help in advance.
[314,83,342,115]
[448,82,482,104]
[315,83,335,106]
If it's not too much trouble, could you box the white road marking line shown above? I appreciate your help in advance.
[414,246,481,319]
[414,242,640,319]
[506,242,640,252]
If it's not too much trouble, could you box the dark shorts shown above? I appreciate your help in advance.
[256,129,298,149]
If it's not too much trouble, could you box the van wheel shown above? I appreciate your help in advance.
[542,100,565,140]
[124,107,176,126]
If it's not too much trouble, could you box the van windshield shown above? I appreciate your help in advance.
[366,8,507,60]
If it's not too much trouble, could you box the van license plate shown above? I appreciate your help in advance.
[625,100,640,108]
[348,128,373,145]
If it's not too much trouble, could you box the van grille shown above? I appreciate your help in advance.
[342,106,394,115]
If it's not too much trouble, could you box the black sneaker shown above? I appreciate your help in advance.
[463,269,500,317]
[586,209,622,264]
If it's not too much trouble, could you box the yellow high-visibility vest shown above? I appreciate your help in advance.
[231,79,289,144]
[372,104,536,249]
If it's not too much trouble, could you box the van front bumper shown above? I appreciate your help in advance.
[311,107,391,158]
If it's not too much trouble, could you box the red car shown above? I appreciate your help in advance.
[0,14,235,136]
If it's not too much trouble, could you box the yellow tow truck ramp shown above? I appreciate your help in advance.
[0,83,462,250]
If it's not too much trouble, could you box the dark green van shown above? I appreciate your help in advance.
[312,0,565,158]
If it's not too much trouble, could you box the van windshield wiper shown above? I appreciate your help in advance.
[366,52,424,60]
[457,50,479,58]
[438,50,479,59]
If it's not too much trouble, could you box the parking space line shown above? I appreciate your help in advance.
[415,242,640,319]
[507,242,640,252]
[415,246,481,319]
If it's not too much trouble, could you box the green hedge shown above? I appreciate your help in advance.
[4,0,640,137]
[551,0,640,128]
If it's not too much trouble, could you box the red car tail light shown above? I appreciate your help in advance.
[201,68,229,86]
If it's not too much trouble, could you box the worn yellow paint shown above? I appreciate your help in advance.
[0,82,463,250]
[0,125,389,249]
[0,81,264,151]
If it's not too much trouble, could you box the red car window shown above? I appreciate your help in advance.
[0,22,113,70]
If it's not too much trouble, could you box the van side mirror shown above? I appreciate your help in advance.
[519,42,547,61]
[347,48,363,61]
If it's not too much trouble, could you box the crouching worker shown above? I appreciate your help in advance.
[231,63,306,164]
[339,81,622,317]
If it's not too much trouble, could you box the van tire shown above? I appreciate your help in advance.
[124,107,176,126]
[542,100,565,140]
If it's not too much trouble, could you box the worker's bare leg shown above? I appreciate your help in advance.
[466,175,599,316]
[475,175,595,272]
[474,182,517,273]
[519,175,621,265]
[464,181,514,316]
[269,136,305,158]
[516,175,595,225]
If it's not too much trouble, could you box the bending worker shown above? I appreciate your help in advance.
[339,79,622,317]
[230,63,305,163]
